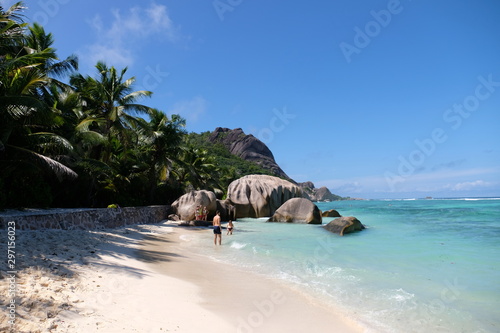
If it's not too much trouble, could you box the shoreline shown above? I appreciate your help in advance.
[0,222,365,332]
[141,225,365,333]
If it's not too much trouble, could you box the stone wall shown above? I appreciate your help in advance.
[0,206,170,230]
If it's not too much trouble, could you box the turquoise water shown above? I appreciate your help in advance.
[183,198,500,332]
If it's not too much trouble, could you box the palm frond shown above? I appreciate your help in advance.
[48,53,78,77]
[0,96,47,119]
[75,157,111,174]
[29,132,74,152]
[75,117,105,132]
[122,103,154,115]
[77,130,106,146]
[7,144,78,181]
[2,2,27,23]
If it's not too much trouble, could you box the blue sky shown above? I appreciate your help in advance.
[7,0,500,198]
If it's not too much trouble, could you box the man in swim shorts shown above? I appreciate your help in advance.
[213,211,222,245]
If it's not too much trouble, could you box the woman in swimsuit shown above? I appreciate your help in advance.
[227,220,234,235]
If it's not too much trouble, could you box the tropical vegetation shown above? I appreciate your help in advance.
[0,2,273,209]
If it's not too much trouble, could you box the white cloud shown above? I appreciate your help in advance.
[317,167,500,197]
[169,96,208,122]
[449,180,492,191]
[319,176,387,194]
[381,167,499,193]
[409,168,497,182]
[86,44,133,69]
[335,181,363,194]
[83,3,178,68]
[145,3,177,39]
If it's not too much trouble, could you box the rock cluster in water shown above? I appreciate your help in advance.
[170,174,364,236]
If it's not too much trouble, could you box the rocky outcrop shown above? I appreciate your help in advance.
[208,127,292,181]
[268,198,322,224]
[298,182,342,201]
[315,187,337,201]
[299,182,317,200]
[323,216,365,236]
[227,175,302,218]
[216,199,236,221]
[170,190,217,221]
[321,209,341,218]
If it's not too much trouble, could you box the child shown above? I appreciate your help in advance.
[227,220,234,235]
[202,206,208,221]
[194,205,201,220]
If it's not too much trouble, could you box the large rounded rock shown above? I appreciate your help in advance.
[171,190,217,221]
[268,198,322,224]
[324,216,365,236]
[227,175,302,218]
[216,199,236,221]
[321,209,341,217]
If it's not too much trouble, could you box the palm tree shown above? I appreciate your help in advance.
[0,2,77,206]
[0,2,26,57]
[24,23,78,78]
[171,145,220,192]
[1,3,47,143]
[70,62,153,163]
[135,109,186,201]
[0,2,78,188]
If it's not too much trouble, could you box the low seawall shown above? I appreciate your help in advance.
[0,206,170,230]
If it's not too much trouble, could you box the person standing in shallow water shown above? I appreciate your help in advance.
[227,220,234,235]
[213,211,222,245]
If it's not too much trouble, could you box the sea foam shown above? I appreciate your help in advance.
[187,198,500,333]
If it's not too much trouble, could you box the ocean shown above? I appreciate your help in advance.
[181,198,500,332]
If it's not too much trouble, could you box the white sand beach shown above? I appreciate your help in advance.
[0,222,364,333]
